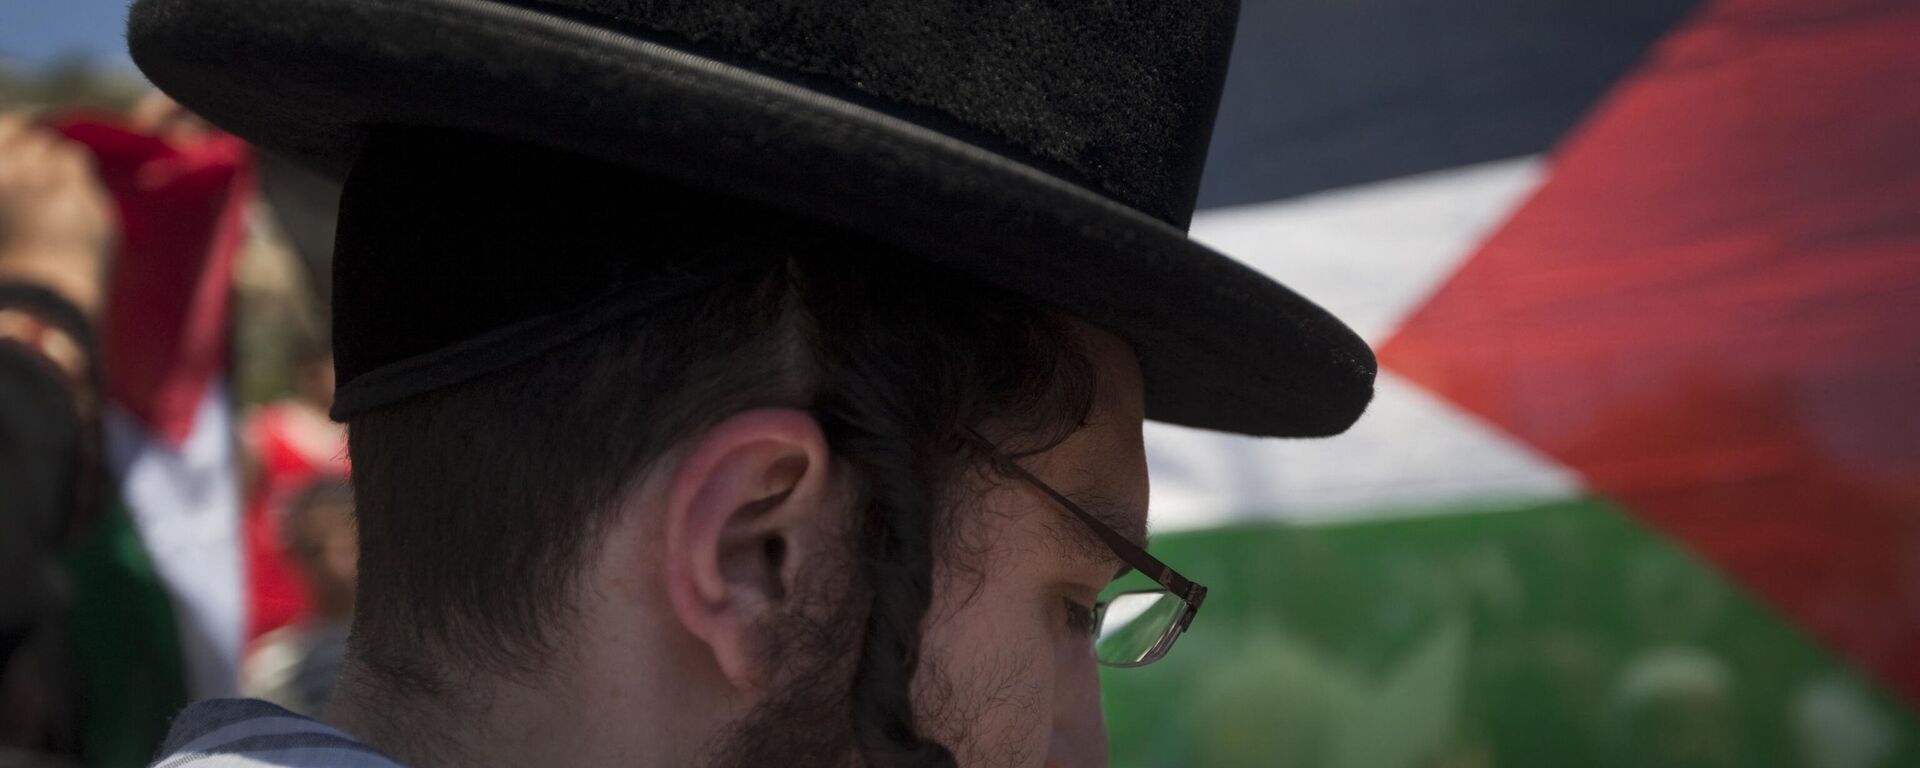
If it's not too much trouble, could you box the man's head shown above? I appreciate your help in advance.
[132,0,1377,761]
[334,239,1149,767]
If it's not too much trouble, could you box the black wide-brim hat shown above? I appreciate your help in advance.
[129,0,1375,437]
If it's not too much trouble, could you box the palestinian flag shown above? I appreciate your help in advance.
[58,118,252,767]
[1106,0,1920,766]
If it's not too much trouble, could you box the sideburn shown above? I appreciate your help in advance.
[708,588,986,768]
[702,558,870,768]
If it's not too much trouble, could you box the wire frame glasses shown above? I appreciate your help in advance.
[964,429,1208,668]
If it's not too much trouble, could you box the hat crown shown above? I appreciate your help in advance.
[539,0,1239,228]
[127,0,1375,436]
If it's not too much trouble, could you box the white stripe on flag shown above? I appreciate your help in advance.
[1149,157,1581,528]
[1190,156,1545,343]
[1148,370,1582,530]
[106,378,244,700]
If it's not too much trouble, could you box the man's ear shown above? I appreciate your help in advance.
[661,408,837,692]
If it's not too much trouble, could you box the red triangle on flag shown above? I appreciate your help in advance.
[59,118,254,448]
[1382,0,1920,708]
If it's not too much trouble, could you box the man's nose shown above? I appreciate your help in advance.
[1049,652,1110,768]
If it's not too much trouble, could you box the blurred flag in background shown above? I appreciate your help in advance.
[1113,0,1920,766]
[57,116,251,766]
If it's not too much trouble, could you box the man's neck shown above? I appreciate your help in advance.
[323,664,480,768]
[322,639,723,767]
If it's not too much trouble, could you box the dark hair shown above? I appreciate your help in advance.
[344,246,1094,766]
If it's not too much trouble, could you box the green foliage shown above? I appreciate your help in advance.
[0,57,145,113]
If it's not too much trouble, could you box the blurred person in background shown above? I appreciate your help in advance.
[242,477,357,718]
[242,341,348,641]
[0,111,114,764]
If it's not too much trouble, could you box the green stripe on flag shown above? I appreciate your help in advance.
[64,493,190,768]
[1103,499,1919,768]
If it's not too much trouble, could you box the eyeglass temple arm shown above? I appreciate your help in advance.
[962,429,1204,607]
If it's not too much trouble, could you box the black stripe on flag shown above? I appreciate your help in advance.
[1197,0,1699,209]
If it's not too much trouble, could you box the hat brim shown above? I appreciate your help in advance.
[130,0,1375,437]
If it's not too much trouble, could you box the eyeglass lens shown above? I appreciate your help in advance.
[1093,590,1186,667]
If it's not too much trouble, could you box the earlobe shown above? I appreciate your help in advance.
[660,409,833,692]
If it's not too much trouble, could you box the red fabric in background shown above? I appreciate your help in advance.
[57,119,253,448]
[244,403,348,640]
[59,117,303,649]
[1383,0,1920,706]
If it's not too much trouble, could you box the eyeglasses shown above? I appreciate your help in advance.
[963,429,1207,668]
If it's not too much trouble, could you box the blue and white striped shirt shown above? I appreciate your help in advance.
[151,699,402,768]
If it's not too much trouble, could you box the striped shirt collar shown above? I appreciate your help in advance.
[153,699,402,768]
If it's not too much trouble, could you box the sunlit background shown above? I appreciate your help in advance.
[4,1,1916,766]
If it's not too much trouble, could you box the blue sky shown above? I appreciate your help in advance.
[1,0,137,71]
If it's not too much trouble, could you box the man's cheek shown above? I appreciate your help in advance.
[1048,640,1109,767]
[926,644,1052,768]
